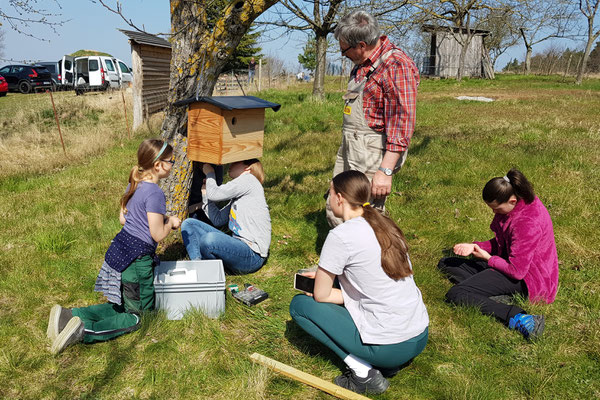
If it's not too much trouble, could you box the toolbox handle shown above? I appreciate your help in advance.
[169,268,188,276]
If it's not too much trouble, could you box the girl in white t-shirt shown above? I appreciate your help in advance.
[289,170,429,395]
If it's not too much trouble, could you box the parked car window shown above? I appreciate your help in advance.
[89,60,99,72]
[41,65,56,73]
[64,60,72,69]
[104,59,115,72]
[0,67,9,74]
[34,67,50,74]
[118,62,130,73]
[12,66,25,73]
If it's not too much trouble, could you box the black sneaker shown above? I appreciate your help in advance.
[50,317,84,354]
[47,305,73,341]
[334,368,390,394]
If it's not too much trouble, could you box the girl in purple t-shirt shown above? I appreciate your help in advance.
[47,139,181,354]
[438,169,558,341]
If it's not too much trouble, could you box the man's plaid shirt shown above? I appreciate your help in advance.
[351,36,419,152]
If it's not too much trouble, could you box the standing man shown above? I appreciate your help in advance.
[326,10,419,227]
[248,57,257,84]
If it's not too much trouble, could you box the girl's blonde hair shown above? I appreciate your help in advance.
[120,139,173,212]
[332,170,412,280]
[243,158,265,184]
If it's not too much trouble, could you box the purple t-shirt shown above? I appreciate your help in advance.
[123,181,167,245]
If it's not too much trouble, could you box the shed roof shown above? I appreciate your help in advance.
[118,29,171,48]
[422,24,490,36]
[174,96,281,112]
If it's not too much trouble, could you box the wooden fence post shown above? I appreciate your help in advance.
[47,90,66,156]
[121,91,131,140]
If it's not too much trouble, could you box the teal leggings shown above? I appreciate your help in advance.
[289,294,428,368]
[72,255,155,344]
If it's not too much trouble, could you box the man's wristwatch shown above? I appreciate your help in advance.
[378,167,393,176]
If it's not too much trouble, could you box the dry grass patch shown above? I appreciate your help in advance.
[0,90,163,178]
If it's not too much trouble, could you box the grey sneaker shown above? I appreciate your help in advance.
[50,317,84,354]
[334,368,390,394]
[47,305,73,341]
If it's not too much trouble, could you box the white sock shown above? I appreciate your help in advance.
[343,354,372,378]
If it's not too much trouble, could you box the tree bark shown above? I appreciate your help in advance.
[524,46,532,74]
[312,32,328,98]
[160,0,278,220]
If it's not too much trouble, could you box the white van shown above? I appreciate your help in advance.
[115,59,133,88]
[74,56,121,92]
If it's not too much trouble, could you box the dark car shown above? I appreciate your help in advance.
[0,75,7,96]
[0,64,53,94]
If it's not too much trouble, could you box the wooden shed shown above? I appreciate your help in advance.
[119,29,171,129]
[422,25,492,78]
[174,96,281,164]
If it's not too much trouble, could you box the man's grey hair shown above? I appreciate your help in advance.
[334,10,380,47]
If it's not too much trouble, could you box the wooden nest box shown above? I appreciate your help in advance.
[174,96,281,164]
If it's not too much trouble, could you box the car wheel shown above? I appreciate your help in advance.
[51,82,57,92]
[19,81,32,94]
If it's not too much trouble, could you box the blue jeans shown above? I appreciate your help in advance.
[181,218,265,274]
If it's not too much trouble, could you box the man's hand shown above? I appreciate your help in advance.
[371,170,392,199]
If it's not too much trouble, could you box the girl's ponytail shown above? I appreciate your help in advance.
[120,139,173,212]
[482,168,535,204]
[362,205,412,280]
[332,170,412,280]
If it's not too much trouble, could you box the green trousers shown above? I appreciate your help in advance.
[72,255,155,344]
[289,294,428,369]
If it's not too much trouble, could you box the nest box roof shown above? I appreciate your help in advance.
[174,96,281,112]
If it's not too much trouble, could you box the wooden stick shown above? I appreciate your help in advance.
[249,353,370,400]
[121,90,131,140]
[47,90,66,156]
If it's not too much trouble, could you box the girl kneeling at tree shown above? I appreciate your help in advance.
[181,159,271,275]
[438,168,558,340]
[47,139,181,354]
[289,170,429,395]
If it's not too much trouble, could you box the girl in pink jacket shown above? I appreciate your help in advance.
[438,169,558,340]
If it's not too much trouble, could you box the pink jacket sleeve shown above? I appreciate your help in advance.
[486,217,541,280]
[473,238,494,253]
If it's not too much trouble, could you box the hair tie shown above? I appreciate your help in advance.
[362,202,370,207]
[137,166,144,173]
[503,176,510,183]
[152,142,168,163]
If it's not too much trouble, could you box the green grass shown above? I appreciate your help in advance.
[0,74,599,399]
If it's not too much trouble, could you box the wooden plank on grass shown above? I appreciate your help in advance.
[249,353,370,400]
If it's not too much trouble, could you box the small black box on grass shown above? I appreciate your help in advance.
[231,283,269,306]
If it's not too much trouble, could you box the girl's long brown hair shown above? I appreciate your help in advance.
[482,168,535,204]
[332,170,412,280]
[120,139,173,212]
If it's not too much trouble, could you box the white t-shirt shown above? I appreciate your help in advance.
[319,217,429,344]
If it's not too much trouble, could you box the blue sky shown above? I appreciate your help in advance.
[0,1,587,72]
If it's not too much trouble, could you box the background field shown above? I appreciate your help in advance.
[0,75,599,399]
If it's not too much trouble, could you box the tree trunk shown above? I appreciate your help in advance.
[525,46,532,75]
[312,32,328,99]
[576,29,599,84]
[456,39,469,81]
[160,0,278,220]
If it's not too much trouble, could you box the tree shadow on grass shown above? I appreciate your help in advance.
[44,312,157,399]
[409,134,432,156]
[303,209,330,255]
[263,166,332,191]
[284,319,345,372]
